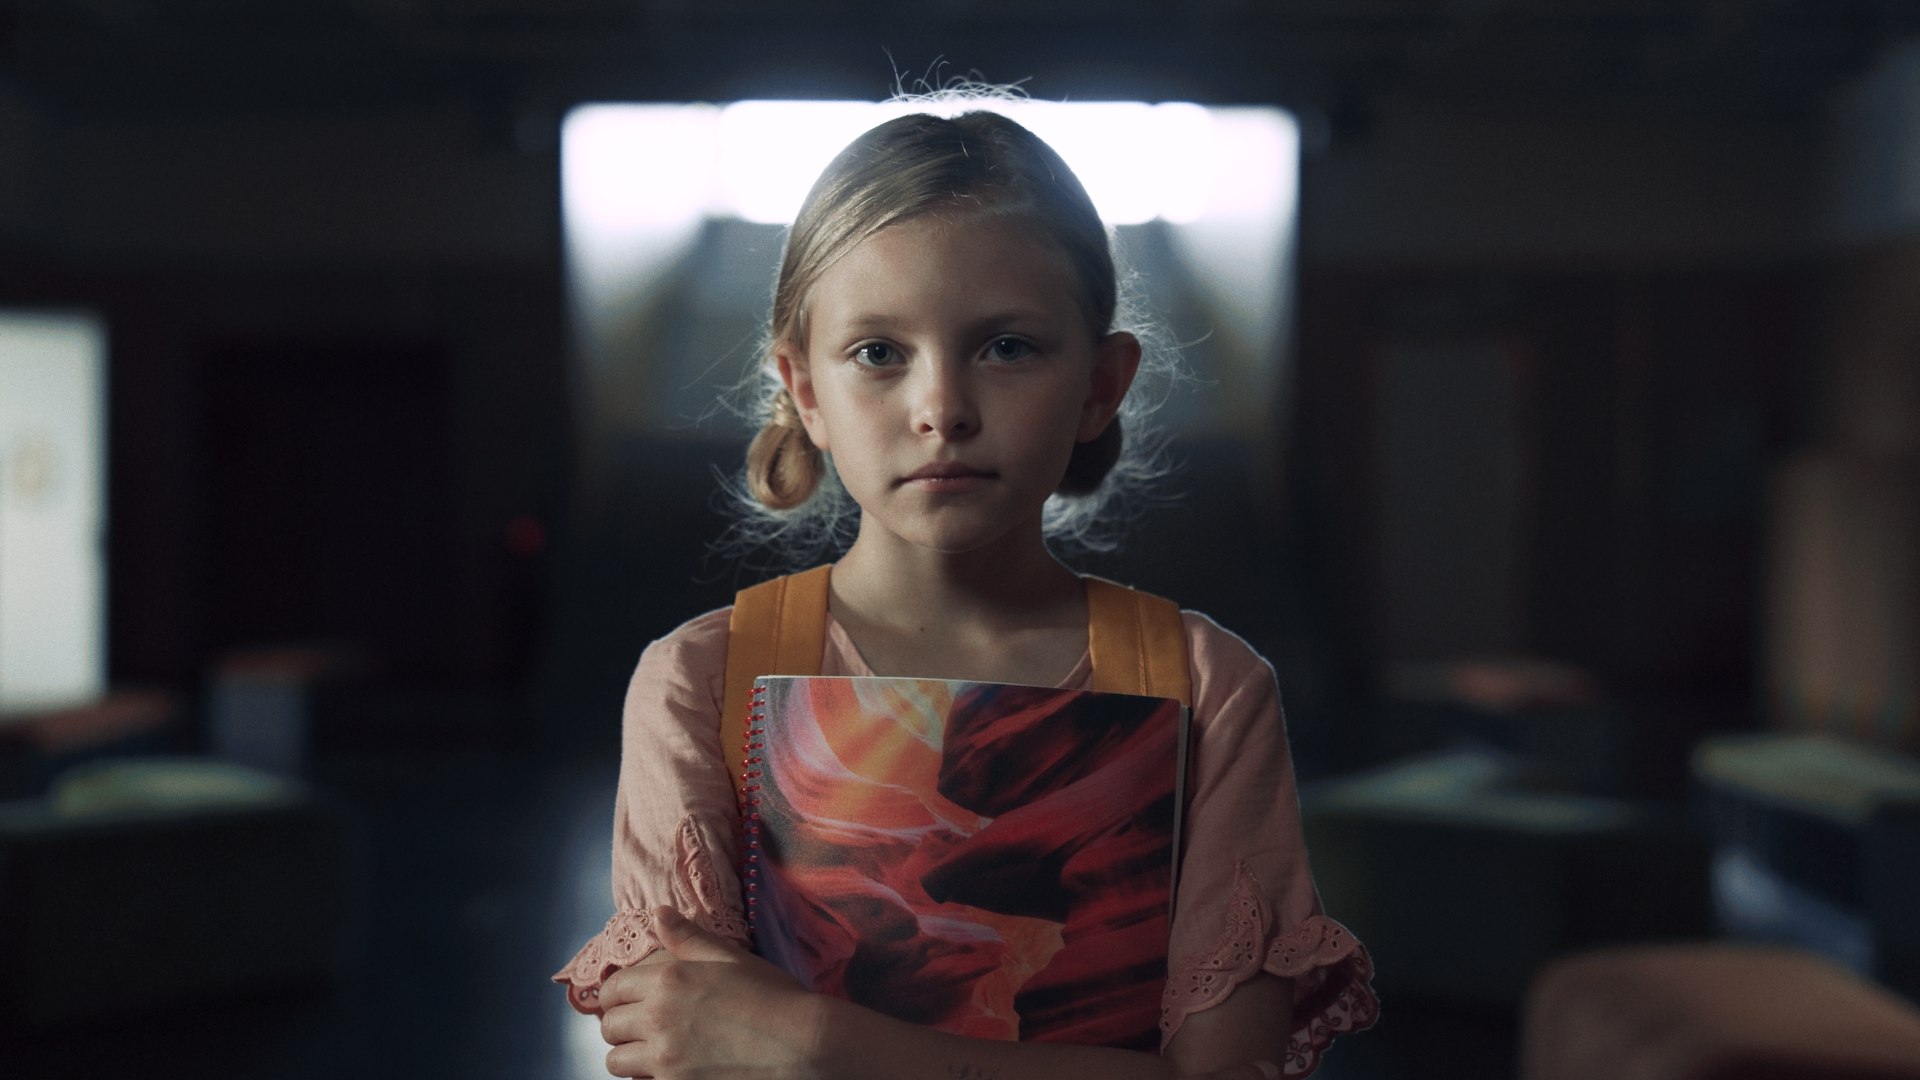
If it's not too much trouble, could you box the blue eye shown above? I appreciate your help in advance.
[988,337,1032,361]
[852,343,898,367]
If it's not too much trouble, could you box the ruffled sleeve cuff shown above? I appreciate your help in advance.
[1162,862,1380,1076]
[553,907,661,1014]
[552,904,752,1014]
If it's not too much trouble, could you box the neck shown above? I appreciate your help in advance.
[830,515,1083,634]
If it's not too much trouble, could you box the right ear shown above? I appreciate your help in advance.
[774,341,832,452]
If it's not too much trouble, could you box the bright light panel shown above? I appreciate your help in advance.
[0,313,105,716]
[563,100,1296,229]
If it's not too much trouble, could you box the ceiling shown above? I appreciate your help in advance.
[1,1,1915,124]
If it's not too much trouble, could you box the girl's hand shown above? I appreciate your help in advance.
[598,907,824,1080]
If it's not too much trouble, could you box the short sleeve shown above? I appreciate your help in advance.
[1162,612,1379,1076]
[550,608,751,1013]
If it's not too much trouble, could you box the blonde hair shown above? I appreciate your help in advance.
[724,101,1184,566]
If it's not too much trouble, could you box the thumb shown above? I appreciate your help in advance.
[653,906,743,962]
[1184,1062,1281,1080]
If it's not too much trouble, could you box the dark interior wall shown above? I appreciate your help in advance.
[0,102,554,261]
[1294,268,1815,673]
[1298,103,1819,264]
[66,260,566,691]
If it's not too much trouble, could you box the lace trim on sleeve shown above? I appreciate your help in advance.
[1161,862,1380,1077]
[675,816,748,944]
[552,815,750,1010]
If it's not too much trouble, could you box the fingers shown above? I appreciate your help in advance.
[1183,1062,1282,1080]
[606,1041,654,1079]
[653,906,745,963]
[597,963,649,1010]
[600,999,649,1049]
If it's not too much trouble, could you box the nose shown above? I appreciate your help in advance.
[910,355,978,439]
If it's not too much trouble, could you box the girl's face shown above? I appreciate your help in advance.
[777,213,1139,556]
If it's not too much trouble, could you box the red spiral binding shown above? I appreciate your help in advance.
[741,683,768,945]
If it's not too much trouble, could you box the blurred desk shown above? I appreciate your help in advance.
[1696,734,1920,1000]
[1304,748,1712,1007]
[0,690,180,798]
[0,760,365,1027]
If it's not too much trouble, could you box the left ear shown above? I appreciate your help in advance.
[1078,331,1142,442]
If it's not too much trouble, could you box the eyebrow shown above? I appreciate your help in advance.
[832,310,1053,338]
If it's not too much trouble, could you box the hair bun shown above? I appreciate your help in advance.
[747,390,823,509]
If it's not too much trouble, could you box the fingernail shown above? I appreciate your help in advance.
[1254,1062,1280,1079]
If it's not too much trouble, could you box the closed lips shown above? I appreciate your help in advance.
[904,464,994,481]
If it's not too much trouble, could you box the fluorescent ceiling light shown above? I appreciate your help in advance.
[563,100,1296,230]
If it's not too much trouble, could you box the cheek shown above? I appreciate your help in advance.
[807,384,893,477]
[802,372,863,451]
[1005,387,1092,479]
[1040,369,1100,437]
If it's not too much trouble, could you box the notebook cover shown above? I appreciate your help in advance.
[741,675,1189,1051]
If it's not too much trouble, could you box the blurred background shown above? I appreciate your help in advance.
[4,2,1920,1078]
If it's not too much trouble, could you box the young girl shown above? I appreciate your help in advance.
[554,105,1377,1080]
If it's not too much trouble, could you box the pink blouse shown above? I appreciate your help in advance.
[554,604,1377,1076]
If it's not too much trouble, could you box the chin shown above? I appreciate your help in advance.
[904,516,1038,556]
[907,529,1005,555]
[867,494,1049,556]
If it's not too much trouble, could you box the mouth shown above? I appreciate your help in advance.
[901,462,997,491]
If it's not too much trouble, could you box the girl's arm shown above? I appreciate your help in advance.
[556,612,755,1010]
[598,907,1291,1080]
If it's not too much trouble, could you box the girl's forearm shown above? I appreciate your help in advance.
[808,996,1180,1080]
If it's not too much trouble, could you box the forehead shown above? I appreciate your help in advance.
[803,213,1085,330]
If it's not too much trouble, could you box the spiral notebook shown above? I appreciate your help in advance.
[740,674,1190,1051]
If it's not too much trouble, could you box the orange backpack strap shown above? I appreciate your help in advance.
[720,564,832,809]
[1084,576,1192,707]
